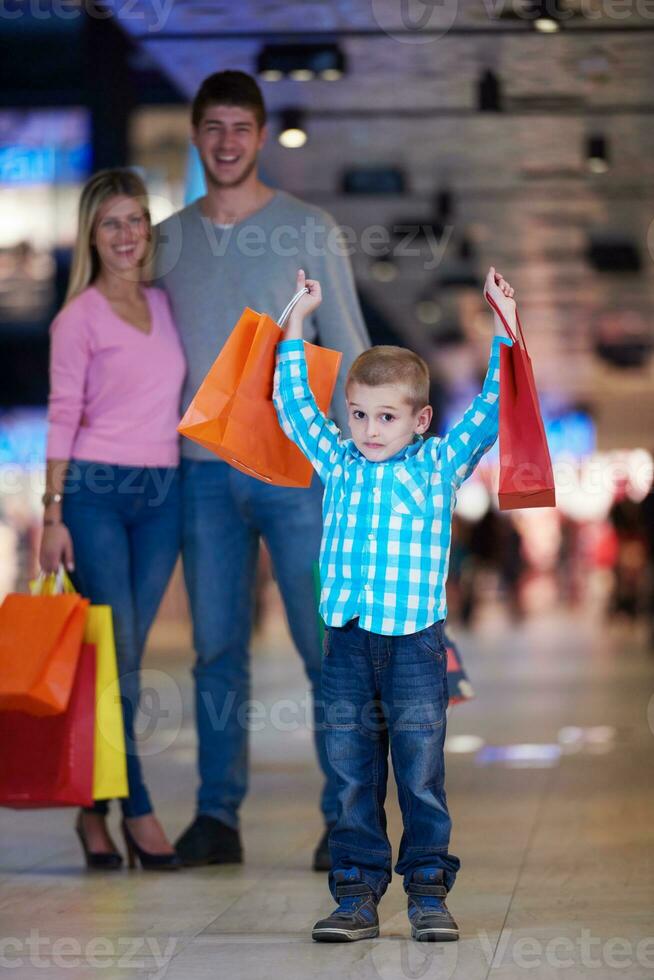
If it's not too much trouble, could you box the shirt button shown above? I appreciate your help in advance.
[368,533,374,540]
[365,584,371,591]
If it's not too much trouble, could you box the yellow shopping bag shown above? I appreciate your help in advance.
[84,606,128,800]
[31,573,128,800]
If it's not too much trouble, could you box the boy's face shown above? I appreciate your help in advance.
[346,383,433,462]
[192,104,267,190]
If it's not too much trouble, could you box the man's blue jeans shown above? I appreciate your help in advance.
[322,617,461,901]
[181,459,339,829]
[63,461,181,818]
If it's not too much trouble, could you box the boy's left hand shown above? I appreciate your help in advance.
[484,266,516,318]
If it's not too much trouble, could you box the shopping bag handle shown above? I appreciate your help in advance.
[277,286,310,329]
[484,291,527,351]
[30,566,76,596]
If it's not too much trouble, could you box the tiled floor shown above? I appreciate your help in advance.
[1,610,653,979]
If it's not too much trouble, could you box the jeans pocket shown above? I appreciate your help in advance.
[414,622,446,664]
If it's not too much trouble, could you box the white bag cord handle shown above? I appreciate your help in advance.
[277,286,309,329]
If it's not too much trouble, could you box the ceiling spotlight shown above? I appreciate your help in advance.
[534,16,560,31]
[586,134,610,174]
[278,109,307,149]
[370,254,398,283]
[289,68,315,82]
[257,43,346,82]
[477,69,503,112]
[259,69,283,82]
[320,68,344,81]
[434,189,454,221]
[528,0,563,31]
[416,300,442,325]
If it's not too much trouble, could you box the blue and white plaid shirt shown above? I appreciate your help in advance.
[273,336,511,636]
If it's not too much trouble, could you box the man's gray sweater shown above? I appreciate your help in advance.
[154,190,370,461]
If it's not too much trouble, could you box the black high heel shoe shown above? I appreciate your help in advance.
[75,813,123,871]
[120,819,181,871]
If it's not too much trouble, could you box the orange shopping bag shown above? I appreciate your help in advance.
[0,571,89,717]
[485,291,556,510]
[178,288,342,488]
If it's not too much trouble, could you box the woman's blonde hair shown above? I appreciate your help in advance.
[65,168,153,304]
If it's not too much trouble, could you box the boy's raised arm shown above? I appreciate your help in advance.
[431,266,516,489]
[272,270,343,482]
[433,335,511,488]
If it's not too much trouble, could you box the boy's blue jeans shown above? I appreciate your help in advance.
[323,617,461,901]
[181,459,339,829]
[63,461,181,818]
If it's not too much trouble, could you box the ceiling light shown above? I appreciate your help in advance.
[278,109,307,149]
[289,68,315,82]
[534,16,560,31]
[477,69,503,112]
[257,43,346,82]
[586,134,610,174]
[320,68,343,81]
[416,300,442,325]
[259,69,283,82]
[370,257,398,283]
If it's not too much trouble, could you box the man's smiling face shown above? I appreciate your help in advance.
[192,104,267,190]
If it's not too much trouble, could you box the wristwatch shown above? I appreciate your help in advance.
[42,492,63,507]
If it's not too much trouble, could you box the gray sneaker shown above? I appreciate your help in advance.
[407,868,459,942]
[312,869,379,942]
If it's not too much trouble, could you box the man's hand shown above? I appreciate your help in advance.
[283,269,323,339]
[484,266,517,336]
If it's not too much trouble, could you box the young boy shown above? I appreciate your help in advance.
[273,266,516,943]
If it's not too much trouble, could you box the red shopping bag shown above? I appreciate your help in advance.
[485,292,556,510]
[178,288,342,488]
[0,643,96,808]
[0,590,88,716]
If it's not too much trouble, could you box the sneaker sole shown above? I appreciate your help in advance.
[312,926,380,943]
[411,925,459,942]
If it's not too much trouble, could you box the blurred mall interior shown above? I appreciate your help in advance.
[1,2,654,978]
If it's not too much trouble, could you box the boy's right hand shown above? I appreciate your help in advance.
[289,269,322,321]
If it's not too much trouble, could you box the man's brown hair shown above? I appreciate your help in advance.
[346,346,430,412]
[191,71,267,129]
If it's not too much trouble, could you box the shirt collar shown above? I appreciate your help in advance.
[344,434,425,464]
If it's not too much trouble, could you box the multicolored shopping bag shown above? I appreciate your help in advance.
[32,571,128,800]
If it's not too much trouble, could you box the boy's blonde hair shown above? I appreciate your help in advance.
[346,346,430,413]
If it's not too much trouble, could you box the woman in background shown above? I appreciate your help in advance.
[40,169,186,871]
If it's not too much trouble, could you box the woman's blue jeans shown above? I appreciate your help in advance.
[63,460,181,818]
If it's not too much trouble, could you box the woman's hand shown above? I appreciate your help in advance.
[39,523,75,575]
